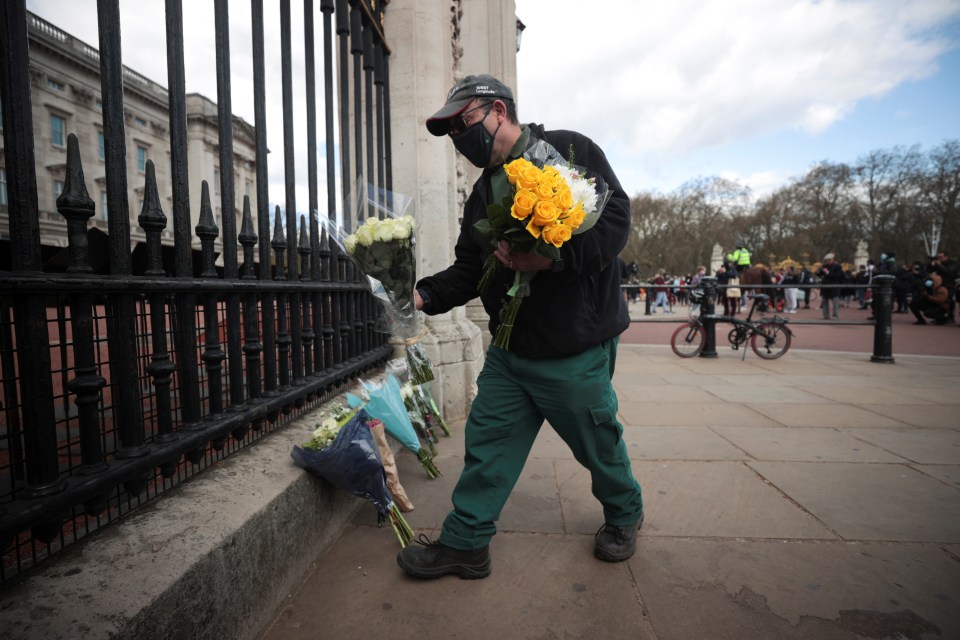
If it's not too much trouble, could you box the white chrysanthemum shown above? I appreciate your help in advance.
[551,163,600,214]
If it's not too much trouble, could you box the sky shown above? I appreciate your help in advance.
[515,0,960,197]
[23,0,960,211]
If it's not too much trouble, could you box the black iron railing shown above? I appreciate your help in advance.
[0,0,395,584]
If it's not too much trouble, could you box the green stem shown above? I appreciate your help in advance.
[477,254,498,294]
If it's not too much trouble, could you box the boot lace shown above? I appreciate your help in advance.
[595,523,630,545]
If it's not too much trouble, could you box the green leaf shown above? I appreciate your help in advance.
[474,219,494,237]
[536,243,561,260]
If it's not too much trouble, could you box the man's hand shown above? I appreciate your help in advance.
[494,240,553,272]
[414,289,424,311]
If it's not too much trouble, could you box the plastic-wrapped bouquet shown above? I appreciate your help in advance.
[476,140,610,349]
[348,373,441,479]
[290,408,414,547]
[323,179,435,385]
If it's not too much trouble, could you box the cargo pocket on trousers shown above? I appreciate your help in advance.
[590,400,623,464]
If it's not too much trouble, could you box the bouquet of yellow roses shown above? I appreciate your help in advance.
[476,140,610,349]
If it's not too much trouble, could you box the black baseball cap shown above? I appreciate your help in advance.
[426,74,514,136]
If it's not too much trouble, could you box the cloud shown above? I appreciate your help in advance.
[515,0,959,157]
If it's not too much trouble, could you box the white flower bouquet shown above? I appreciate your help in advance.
[323,179,435,384]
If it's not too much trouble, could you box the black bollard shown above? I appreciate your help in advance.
[645,286,652,316]
[699,276,719,358]
[871,274,895,363]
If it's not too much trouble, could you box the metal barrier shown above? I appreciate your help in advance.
[623,277,897,363]
[0,0,395,583]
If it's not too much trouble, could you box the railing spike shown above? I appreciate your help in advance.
[196,180,219,238]
[58,134,95,213]
[271,205,286,247]
[137,160,167,230]
[239,195,257,245]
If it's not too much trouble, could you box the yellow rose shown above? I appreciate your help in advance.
[565,204,586,230]
[517,164,541,190]
[534,177,555,200]
[542,222,572,248]
[511,189,537,220]
[525,218,543,239]
[504,159,523,185]
[554,186,574,210]
[532,199,559,226]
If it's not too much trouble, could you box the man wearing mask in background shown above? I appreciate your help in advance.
[818,253,844,320]
[911,273,950,325]
[397,75,644,580]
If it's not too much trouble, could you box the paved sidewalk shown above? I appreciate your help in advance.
[261,346,960,640]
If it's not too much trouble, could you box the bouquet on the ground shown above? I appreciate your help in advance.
[348,373,441,479]
[400,380,439,454]
[290,407,414,547]
[476,140,610,350]
[323,179,435,385]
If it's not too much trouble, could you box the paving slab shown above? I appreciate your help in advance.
[749,461,960,542]
[911,464,960,488]
[556,459,835,539]
[746,402,909,428]
[843,427,960,464]
[798,385,930,405]
[897,386,960,404]
[852,403,960,429]
[615,383,728,403]
[714,426,910,463]
[700,384,830,404]
[619,400,779,428]
[622,426,749,461]
[632,538,960,640]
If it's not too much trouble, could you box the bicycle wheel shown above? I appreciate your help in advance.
[751,322,792,359]
[671,321,706,358]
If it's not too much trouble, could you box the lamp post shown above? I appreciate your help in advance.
[516,19,526,52]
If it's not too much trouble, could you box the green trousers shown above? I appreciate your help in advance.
[439,337,644,550]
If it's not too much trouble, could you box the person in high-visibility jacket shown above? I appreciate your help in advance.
[726,243,752,269]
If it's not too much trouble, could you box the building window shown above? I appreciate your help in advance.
[0,168,7,206]
[98,131,105,161]
[51,114,66,147]
[95,98,102,111]
[53,180,64,207]
[47,78,65,91]
[137,146,147,172]
[214,168,220,195]
[101,191,108,221]
[134,116,147,127]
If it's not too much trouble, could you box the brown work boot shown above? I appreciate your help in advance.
[594,513,644,562]
[397,535,491,579]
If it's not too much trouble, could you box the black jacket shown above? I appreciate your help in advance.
[416,123,631,358]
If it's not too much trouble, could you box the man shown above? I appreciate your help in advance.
[818,253,844,320]
[725,240,752,270]
[799,264,814,308]
[910,273,950,325]
[932,250,958,324]
[397,75,643,580]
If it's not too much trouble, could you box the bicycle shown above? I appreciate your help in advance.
[671,293,793,359]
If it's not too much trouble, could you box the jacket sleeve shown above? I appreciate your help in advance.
[414,185,487,315]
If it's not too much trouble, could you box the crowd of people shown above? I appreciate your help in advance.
[620,248,959,327]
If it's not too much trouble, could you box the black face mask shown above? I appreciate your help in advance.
[450,117,501,168]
